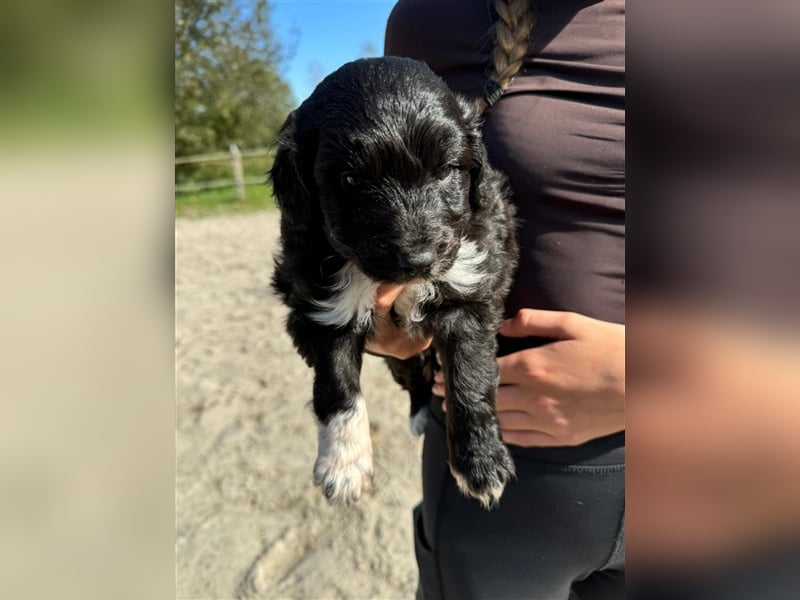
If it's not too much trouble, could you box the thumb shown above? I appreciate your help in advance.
[374,284,406,314]
[499,309,579,339]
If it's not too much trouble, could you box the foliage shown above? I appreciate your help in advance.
[175,0,294,158]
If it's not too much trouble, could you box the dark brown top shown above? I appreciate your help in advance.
[385,0,625,344]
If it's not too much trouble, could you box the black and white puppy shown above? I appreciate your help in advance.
[271,57,518,509]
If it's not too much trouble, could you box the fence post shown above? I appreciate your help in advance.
[230,143,245,202]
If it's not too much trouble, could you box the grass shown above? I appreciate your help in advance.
[175,182,276,218]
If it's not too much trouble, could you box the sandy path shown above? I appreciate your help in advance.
[176,211,422,599]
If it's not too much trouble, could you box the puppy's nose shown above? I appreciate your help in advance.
[397,250,434,273]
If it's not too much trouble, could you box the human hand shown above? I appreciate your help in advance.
[364,284,432,359]
[433,309,624,446]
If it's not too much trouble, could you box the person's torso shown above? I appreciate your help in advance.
[386,0,626,349]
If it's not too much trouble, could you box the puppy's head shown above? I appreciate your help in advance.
[271,57,493,283]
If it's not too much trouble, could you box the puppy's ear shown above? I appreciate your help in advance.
[458,97,493,212]
[270,111,316,231]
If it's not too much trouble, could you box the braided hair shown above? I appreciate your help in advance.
[478,0,535,115]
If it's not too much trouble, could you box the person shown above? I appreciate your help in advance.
[368,1,627,598]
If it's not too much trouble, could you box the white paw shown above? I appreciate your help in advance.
[313,451,373,505]
[448,442,515,511]
[313,396,374,505]
[408,406,430,436]
[449,467,507,510]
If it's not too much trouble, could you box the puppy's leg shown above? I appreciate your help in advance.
[433,308,515,509]
[289,315,373,505]
[384,351,436,436]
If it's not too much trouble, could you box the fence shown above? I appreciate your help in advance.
[175,144,273,201]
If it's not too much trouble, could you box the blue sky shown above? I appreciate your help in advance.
[270,1,397,105]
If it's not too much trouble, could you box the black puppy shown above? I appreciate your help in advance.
[271,57,518,509]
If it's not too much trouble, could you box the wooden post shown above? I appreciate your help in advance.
[230,143,245,202]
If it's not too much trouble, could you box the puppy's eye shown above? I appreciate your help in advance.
[434,164,459,181]
[340,172,363,188]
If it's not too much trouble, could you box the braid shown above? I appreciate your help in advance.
[478,0,535,115]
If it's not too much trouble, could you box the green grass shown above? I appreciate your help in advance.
[175,182,276,218]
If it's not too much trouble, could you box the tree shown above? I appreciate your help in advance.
[175,0,294,158]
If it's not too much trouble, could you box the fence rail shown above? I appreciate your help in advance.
[174,176,266,194]
[175,144,273,199]
[174,147,273,165]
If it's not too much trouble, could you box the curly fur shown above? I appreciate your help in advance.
[271,57,519,508]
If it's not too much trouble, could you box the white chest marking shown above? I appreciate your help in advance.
[308,262,379,331]
[307,239,487,330]
[394,281,439,324]
[440,240,488,295]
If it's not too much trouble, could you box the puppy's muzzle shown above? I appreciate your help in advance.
[396,249,435,277]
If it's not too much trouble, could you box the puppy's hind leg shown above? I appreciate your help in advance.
[384,351,436,436]
[295,321,373,505]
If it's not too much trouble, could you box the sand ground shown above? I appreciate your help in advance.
[176,211,423,599]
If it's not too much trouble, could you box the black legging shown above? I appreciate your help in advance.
[414,399,625,600]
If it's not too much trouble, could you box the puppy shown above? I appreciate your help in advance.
[271,57,518,509]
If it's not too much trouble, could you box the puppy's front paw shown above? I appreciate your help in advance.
[313,446,374,505]
[313,397,374,505]
[449,434,515,510]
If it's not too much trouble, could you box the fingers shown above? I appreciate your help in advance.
[495,410,535,430]
[495,383,537,411]
[437,375,563,417]
[501,429,558,447]
[499,309,580,340]
[496,353,526,385]
[496,386,568,425]
[436,378,570,446]
[365,327,431,359]
[432,369,444,398]
[365,284,432,359]
[374,284,406,313]
[435,370,549,409]
[496,396,569,447]
[497,350,552,388]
